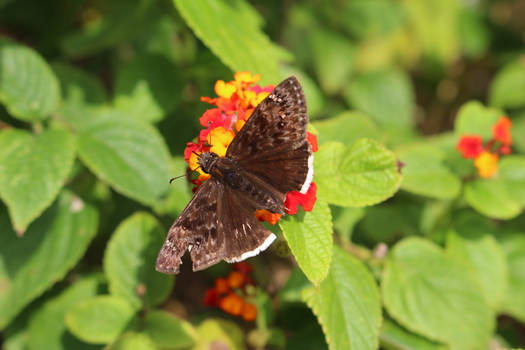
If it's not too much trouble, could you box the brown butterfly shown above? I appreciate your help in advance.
[156,76,313,274]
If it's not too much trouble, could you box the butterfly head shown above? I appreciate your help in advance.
[197,151,219,174]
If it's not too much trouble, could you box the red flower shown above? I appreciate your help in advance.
[233,262,252,274]
[492,116,512,145]
[306,132,318,152]
[203,288,220,307]
[456,135,483,159]
[284,182,317,215]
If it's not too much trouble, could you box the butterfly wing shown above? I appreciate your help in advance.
[226,76,313,196]
[218,185,276,263]
[156,178,224,274]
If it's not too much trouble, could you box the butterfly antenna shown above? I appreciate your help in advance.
[207,121,213,147]
[169,174,186,184]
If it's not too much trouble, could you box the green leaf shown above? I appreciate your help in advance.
[454,101,502,139]
[315,140,402,207]
[53,63,107,107]
[0,128,76,232]
[499,155,525,206]
[143,310,197,349]
[489,60,525,109]
[312,111,381,146]
[500,233,525,323]
[361,202,420,244]
[513,113,525,153]
[402,0,460,63]
[152,156,192,216]
[60,0,155,58]
[52,62,107,119]
[397,143,461,199]
[332,206,366,244]
[104,212,173,310]
[279,268,311,304]
[382,237,494,350]
[457,7,490,59]
[27,274,105,350]
[279,200,332,285]
[106,333,156,350]
[74,110,171,205]
[343,68,414,128]
[302,247,382,350]
[0,39,60,121]
[339,0,404,39]
[173,0,290,85]
[310,29,355,94]
[446,229,507,310]
[0,191,99,329]
[380,319,446,350]
[114,54,181,123]
[194,318,246,350]
[66,296,137,344]
[464,179,522,220]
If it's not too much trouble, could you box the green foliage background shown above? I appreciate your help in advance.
[1,0,525,349]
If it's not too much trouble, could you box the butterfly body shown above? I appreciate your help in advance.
[198,151,286,215]
[156,76,312,274]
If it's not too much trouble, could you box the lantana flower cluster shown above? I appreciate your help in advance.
[456,116,513,178]
[202,262,257,322]
[184,72,318,224]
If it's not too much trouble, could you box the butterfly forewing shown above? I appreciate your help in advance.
[156,76,312,274]
[156,179,224,274]
[227,77,309,161]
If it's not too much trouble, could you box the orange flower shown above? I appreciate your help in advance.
[255,209,282,225]
[219,292,244,316]
[203,263,258,321]
[456,135,483,159]
[227,271,245,289]
[214,277,230,294]
[474,151,499,178]
[241,303,257,322]
[492,116,512,145]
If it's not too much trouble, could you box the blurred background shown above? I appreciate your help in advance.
[1,0,525,349]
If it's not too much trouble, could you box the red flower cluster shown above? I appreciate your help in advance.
[456,116,513,178]
[184,72,318,224]
[202,262,257,322]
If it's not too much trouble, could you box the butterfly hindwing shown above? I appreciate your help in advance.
[219,186,276,263]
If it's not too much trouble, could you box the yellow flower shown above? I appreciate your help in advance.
[234,71,260,84]
[253,91,269,106]
[207,127,235,157]
[214,80,237,99]
[474,151,499,178]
